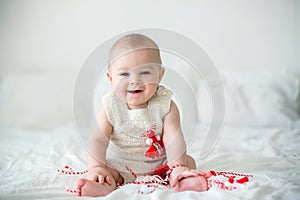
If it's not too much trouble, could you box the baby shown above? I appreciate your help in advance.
[76,34,212,196]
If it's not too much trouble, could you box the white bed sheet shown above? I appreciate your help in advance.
[1,122,300,200]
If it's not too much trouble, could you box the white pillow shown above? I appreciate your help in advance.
[197,69,300,126]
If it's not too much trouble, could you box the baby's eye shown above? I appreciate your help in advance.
[140,71,151,75]
[120,72,129,77]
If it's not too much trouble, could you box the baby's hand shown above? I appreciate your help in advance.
[86,166,114,186]
[169,166,206,187]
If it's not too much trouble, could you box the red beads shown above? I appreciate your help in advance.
[210,170,253,191]
[57,164,254,194]
[236,176,249,184]
[57,165,88,175]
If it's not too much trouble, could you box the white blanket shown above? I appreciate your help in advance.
[1,122,300,200]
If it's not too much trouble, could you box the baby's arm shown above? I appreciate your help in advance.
[86,106,113,184]
[163,101,201,186]
[163,101,186,166]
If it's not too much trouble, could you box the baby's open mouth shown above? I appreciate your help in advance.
[127,90,143,94]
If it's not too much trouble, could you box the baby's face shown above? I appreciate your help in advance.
[107,49,164,109]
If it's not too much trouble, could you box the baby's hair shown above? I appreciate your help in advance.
[109,33,162,67]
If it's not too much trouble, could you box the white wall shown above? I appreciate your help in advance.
[296,0,300,115]
[297,0,300,69]
[0,0,297,74]
[0,0,298,129]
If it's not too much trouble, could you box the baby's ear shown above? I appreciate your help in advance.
[159,67,165,82]
[106,70,113,83]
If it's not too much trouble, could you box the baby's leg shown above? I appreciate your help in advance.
[76,166,123,197]
[172,155,212,192]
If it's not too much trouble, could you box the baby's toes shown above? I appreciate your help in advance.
[207,179,212,189]
[76,178,86,196]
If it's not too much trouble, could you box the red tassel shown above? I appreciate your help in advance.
[228,178,234,184]
[210,170,216,176]
[236,176,249,184]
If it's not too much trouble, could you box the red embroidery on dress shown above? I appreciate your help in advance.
[141,125,166,159]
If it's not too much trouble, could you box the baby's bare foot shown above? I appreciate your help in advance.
[76,178,115,197]
[172,175,212,192]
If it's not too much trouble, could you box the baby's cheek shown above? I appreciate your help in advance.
[112,84,127,101]
[113,79,127,90]
[142,75,160,85]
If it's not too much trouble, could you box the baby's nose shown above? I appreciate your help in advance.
[129,74,142,84]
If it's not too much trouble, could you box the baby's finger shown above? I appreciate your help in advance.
[182,170,199,178]
[106,176,112,185]
[170,174,182,187]
[189,169,205,176]
[91,175,98,182]
[204,171,213,178]
[170,177,177,187]
[98,175,105,183]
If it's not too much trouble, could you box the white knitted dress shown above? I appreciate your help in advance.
[102,85,172,182]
